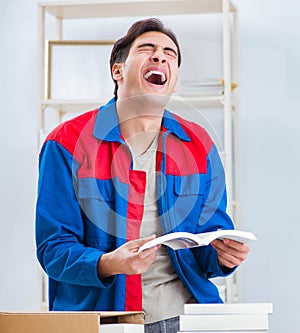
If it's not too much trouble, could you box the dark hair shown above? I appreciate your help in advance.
[110,18,181,98]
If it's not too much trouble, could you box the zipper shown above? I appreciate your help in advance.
[158,130,173,234]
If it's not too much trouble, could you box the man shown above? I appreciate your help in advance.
[36,18,249,333]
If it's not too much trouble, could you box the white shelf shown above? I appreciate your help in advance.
[41,99,106,109]
[39,0,237,19]
[169,95,225,109]
[41,95,225,112]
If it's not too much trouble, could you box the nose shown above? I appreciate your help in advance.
[151,47,166,64]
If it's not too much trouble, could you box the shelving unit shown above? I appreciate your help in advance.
[37,0,240,307]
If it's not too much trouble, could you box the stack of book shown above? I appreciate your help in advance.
[178,79,238,97]
[178,303,273,333]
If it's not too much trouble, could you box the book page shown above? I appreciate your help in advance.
[162,237,199,250]
[196,230,257,245]
[138,230,256,252]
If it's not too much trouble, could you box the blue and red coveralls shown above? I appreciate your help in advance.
[36,98,234,311]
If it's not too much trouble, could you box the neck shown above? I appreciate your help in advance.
[116,95,166,140]
[116,96,165,156]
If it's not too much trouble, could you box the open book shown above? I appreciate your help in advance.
[138,229,257,252]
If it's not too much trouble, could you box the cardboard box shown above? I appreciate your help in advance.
[0,311,144,333]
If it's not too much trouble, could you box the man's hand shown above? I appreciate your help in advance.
[97,235,160,279]
[211,238,250,270]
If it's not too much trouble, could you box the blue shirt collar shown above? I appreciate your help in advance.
[93,98,191,143]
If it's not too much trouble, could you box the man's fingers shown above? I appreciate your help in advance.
[127,234,157,249]
[138,245,160,259]
[217,250,242,268]
[212,239,249,257]
[211,239,250,269]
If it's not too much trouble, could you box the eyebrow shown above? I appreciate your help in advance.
[137,43,178,57]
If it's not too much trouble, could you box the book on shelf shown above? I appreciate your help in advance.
[138,229,256,252]
[184,303,273,315]
[178,78,238,97]
[100,323,144,333]
[179,314,269,331]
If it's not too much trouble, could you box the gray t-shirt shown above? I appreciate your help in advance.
[130,134,194,324]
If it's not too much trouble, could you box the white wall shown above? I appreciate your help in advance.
[0,0,41,310]
[1,1,300,332]
[235,1,300,332]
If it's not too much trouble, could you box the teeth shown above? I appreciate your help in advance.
[144,70,166,83]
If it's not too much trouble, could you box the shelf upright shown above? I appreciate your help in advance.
[37,0,240,307]
[223,0,233,303]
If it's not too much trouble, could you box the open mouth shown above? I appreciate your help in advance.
[143,70,167,85]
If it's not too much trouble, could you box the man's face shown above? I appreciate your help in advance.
[113,31,179,101]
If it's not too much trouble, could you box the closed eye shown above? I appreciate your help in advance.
[137,43,155,52]
[164,47,177,58]
[137,43,178,59]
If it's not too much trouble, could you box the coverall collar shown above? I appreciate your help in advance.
[94,97,191,143]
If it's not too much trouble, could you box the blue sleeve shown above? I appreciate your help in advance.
[194,144,236,277]
[35,140,115,288]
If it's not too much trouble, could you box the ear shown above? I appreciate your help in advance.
[112,63,123,81]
